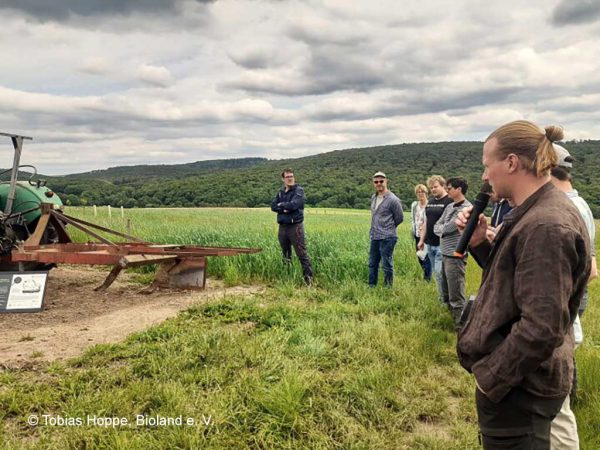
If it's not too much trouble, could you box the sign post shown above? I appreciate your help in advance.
[0,271,48,313]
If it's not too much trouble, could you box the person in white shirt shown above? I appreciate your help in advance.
[411,184,431,281]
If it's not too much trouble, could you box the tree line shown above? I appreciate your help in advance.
[40,140,600,217]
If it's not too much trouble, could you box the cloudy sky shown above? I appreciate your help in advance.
[1,0,599,175]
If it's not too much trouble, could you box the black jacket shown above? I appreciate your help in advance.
[271,184,305,224]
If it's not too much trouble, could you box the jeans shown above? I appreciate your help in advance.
[426,244,443,301]
[476,387,564,449]
[368,237,398,286]
[278,223,313,281]
[414,235,431,281]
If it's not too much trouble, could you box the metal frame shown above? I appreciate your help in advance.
[1,132,33,216]
[8,206,260,290]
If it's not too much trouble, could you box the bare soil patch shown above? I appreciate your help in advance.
[0,266,263,369]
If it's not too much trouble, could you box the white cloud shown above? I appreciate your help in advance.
[79,57,110,75]
[0,0,599,174]
[136,64,175,88]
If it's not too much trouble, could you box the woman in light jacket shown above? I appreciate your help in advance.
[411,184,431,281]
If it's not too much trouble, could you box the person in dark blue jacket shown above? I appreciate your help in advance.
[271,168,314,285]
[490,195,512,228]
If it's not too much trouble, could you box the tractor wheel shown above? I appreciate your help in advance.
[0,221,59,272]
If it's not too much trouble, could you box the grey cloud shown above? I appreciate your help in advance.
[0,0,214,21]
[412,83,600,119]
[227,19,481,98]
[221,77,309,96]
[303,87,523,123]
[225,45,385,96]
[305,50,385,92]
[397,87,523,116]
[287,25,366,47]
[551,0,600,25]
[224,69,383,96]
[0,97,279,145]
[228,51,272,70]
[302,107,374,122]
[547,101,600,114]
[301,77,600,124]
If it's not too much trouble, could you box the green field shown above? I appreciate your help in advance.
[0,207,598,449]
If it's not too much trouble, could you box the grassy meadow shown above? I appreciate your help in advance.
[0,207,598,449]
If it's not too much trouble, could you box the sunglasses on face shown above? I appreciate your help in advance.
[373,180,385,184]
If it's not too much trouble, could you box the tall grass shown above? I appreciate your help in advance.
[0,207,596,449]
[64,207,477,290]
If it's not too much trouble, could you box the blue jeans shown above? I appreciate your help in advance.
[368,237,398,287]
[426,244,443,301]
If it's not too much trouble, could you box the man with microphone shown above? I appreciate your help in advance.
[454,120,590,449]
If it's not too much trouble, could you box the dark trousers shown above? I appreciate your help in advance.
[278,223,313,281]
[476,387,565,449]
[414,235,432,281]
[368,237,397,286]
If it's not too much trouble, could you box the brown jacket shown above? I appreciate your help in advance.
[457,182,591,403]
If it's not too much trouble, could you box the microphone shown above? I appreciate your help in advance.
[454,182,492,258]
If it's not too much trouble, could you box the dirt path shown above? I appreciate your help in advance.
[0,266,263,369]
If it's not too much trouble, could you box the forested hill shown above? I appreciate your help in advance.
[61,157,268,182]
[46,140,600,216]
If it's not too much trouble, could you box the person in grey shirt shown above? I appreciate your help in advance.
[369,171,403,287]
[434,177,471,329]
[550,144,596,316]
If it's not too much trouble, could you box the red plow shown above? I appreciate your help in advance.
[8,203,260,291]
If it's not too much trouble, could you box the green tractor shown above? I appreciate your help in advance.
[0,178,64,247]
[0,132,63,264]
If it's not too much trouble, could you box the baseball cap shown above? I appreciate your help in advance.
[552,144,573,168]
[373,171,386,178]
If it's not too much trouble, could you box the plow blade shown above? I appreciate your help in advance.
[153,258,207,290]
